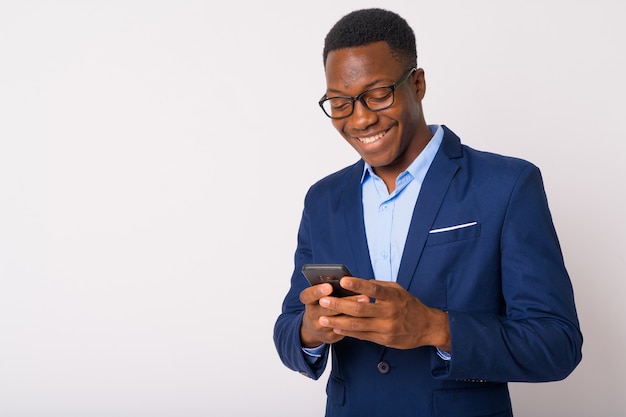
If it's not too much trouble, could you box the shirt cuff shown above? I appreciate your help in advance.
[302,343,326,358]
[302,343,327,365]
[436,347,452,361]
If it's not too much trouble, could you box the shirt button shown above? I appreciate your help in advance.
[377,361,390,374]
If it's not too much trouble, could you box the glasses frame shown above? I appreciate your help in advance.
[318,67,417,119]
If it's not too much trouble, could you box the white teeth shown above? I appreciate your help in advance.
[357,132,385,144]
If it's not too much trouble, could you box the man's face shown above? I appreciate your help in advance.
[324,41,428,175]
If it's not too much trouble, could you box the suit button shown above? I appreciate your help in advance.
[377,361,390,374]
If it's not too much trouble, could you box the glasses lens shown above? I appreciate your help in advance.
[362,87,394,111]
[321,97,353,119]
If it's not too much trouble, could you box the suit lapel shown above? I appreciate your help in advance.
[338,126,463,286]
[396,126,463,290]
[341,161,376,280]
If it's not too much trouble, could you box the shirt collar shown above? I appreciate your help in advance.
[360,124,444,184]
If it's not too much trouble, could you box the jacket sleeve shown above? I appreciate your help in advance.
[273,310,329,380]
[273,200,330,380]
[435,164,583,382]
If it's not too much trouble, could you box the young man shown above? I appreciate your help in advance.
[274,8,582,417]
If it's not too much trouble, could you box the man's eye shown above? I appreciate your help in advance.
[365,89,393,102]
[330,99,351,110]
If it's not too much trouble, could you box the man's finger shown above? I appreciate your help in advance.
[341,277,394,300]
[300,283,333,304]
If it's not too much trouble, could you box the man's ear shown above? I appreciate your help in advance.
[413,68,426,100]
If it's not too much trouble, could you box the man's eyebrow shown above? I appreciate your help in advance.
[326,77,392,95]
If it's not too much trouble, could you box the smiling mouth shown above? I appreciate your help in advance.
[356,130,387,144]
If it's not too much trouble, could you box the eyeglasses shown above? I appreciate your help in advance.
[318,67,417,119]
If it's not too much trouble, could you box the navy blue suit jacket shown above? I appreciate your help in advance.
[274,126,582,417]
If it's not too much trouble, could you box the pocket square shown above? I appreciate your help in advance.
[429,221,478,234]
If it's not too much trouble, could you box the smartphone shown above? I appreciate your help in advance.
[301,264,358,297]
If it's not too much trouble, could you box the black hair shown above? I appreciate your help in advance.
[323,8,417,68]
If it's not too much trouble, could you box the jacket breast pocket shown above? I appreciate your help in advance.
[425,221,481,246]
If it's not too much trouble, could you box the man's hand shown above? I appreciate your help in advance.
[317,277,451,351]
[299,281,368,348]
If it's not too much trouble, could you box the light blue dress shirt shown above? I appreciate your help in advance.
[303,125,450,361]
[361,124,443,283]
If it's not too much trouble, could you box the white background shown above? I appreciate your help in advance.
[1,1,624,416]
